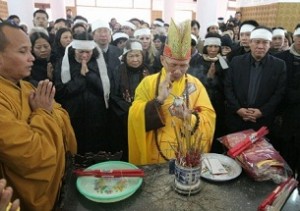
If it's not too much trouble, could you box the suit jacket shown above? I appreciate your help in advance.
[224,52,286,132]
[104,44,122,78]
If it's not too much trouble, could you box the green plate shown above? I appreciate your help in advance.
[76,161,143,203]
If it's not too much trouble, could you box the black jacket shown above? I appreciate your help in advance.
[224,53,286,132]
[103,44,122,78]
[54,56,111,154]
[275,50,300,135]
[227,45,249,62]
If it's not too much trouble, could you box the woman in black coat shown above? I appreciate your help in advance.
[25,32,54,86]
[188,32,229,153]
[110,39,152,161]
[54,32,111,155]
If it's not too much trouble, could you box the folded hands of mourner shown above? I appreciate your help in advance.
[46,62,54,80]
[0,179,20,211]
[237,108,262,122]
[80,60,89,76]
[207,62,216,79]
[29,79,55,113]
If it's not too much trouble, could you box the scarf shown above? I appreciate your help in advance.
[202,53,229,69]
[289,43,300,57]
[61,43,110,108]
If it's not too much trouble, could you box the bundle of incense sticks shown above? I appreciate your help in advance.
[258,177,298,211]
[227,126,269,158]
[74,169,145,178]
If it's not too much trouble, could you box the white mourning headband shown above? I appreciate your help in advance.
[71,40,97,50]
[134,28,151,37]
[74,19,87,25]
[92,20,111,33]
[61,40,110,108]
[204,37,221,46]
[250,28,272,41]
[112,32,129,41]
[121,21,136,30]
[272,29,285,37]
[191,34,198,45]
[240,24,256,33]
[153,20,164,27]
[123,41,143,55]
[293,28,300,36]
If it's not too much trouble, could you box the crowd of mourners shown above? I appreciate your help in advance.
[0,8,299,211]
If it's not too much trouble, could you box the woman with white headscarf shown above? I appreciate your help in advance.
[134,28,157,70]
[110,39,152,161]
[188,32,229,153]
[54,31,111,155]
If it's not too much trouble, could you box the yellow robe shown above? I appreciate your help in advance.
[0,76,77,211]
[128,68,216,165]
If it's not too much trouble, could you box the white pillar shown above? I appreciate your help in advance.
[50,0,66,21]
[196,0,228,39]
[163,0,176,24]
[7,0,35,30]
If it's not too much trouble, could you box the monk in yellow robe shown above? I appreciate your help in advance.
[0,22,77,211]
[128,20,216,165]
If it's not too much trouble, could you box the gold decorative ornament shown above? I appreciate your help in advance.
[163,19,191,60]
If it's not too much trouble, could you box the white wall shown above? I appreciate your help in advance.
[76,6,151,24]
[31,0,236,30]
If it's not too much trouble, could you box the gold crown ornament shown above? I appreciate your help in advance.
[163,19,191,60]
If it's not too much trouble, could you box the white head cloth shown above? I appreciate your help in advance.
[272,29,285,38]
[250,28,272,41]
[207,22,218,28]
[71,40,96,50]
[203,37,228,69]
[112,32,129,41]
[153,20,164,27]
[204,37,221,46]
[92,20,112,33]
[29,26,49,36]
[240,24,256,33]
[61,40,110,108]
[74,19,87,25]
[123,41,143,55]
[218,18,224,23]
[134,28,151,37]
[121,21,136,30]
[293,27,300,36]
[191,34,198,45]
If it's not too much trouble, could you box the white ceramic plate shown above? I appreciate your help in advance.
[76,161,143,203]
[201,153,242,182]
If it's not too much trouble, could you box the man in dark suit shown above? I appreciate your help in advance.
[224,26,286,133]
[91,20,122,78]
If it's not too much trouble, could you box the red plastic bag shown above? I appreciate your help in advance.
[218,129,292,183]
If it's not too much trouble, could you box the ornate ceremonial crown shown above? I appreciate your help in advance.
[163,19,191,60]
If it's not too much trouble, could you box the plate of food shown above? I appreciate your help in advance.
[201,153,242,182]
[76,161,143,203]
